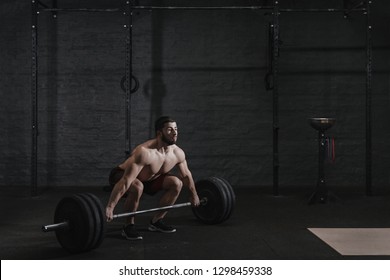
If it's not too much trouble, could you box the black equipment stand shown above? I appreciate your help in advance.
[308,118,337,204]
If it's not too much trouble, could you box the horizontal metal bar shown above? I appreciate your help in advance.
[279,8,366,13]
[131,6,273,10]
[40,8,122,13]
[113,197,207,219]
[42,221,69,232]
[37,6,367,13]
[42,198,206,230]
[38,6,274,13]
[113,202,192,219]
[41,202,192,232]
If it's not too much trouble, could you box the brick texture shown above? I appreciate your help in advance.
[0,0,389,194]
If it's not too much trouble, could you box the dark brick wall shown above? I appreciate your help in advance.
[0,0,389,193]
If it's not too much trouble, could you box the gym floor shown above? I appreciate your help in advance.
[1,185,390,260]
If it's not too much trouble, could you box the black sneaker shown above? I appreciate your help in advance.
[121,224,143,240]
[148,219,176,233]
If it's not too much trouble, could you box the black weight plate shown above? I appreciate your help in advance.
[73,194,96,252]
[77,193,102,252]
[54,195,94,253]
[212,177,232,223]
[210,177,231,223]
[192,177,229,224]
[82,193,106,250]
[215,177,235,222]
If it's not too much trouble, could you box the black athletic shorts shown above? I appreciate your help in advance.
[108,166,169,195]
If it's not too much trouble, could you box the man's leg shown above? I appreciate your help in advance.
[123,178,144,225]
[149,176,183,233]
[122,179,144,240]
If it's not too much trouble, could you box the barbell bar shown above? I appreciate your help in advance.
[112,198,207,220]
[42,198,207,232]
[42,176,235,254]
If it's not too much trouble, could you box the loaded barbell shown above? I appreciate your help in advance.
[42,177,235,254]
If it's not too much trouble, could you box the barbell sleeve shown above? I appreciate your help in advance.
[42,221,69,232]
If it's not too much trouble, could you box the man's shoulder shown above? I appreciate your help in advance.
[135,139,155,151]
[131,141,156,161]
[172,144,183,152]
[172,145,185,159]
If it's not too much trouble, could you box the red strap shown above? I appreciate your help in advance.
[332,137,335,162]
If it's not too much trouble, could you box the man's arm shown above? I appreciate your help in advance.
[175,149,200,206]
[105,148,147,221]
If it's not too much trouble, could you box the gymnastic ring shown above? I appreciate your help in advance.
[120,75,140,94]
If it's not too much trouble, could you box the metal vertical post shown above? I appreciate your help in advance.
[124,0,133,157]
[52,0,58,18]
[365,0,372,196]
[272,1,280,196]
[31,0,39,196]
[314,131,328,203]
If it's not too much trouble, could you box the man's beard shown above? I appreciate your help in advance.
[162,134,176,145]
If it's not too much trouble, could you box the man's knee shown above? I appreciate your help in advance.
[165,176,183,193]
[129,179,144,195]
